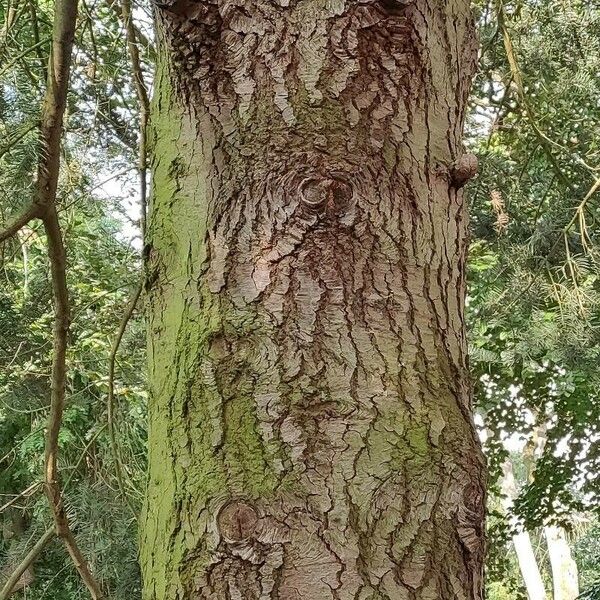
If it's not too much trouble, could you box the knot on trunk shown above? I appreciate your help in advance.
[450,154,478,188]
[380,0,413,15]
[299,176,353,218]
[217,501,259,543]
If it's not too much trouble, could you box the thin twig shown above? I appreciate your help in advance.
[0,528,55,600]
[0,427,45,466]
[0,120,39,161]
[533,174,600,288]
[0,481,42,514]
[30,0,104,595]
[0,204,43,244]
[0,36,51,79]
[64,424,107,489]
[119,0,150,237]
[28,0,48,80]
[107,0,154,60]
[107,280,143,517]
[502,172,599,313]
[0,1,17,47]
[104,0,150,517]
[498,5,571,188]
[561,176,600,240]
[0,0,24,50]
[38,563,72,600]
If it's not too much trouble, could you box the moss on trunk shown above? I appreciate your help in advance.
[142,2,486,598]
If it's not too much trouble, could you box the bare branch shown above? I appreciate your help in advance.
[0,0,75,243]
[0,0,22,49]
[107,280,143,517]
[0,528,55,600]
[64,424,108,490]
[498,7,571,188]
[0,120,39,161]
[29,0,105,596]
[0,36,51,79]
[43,206,104,600]
[119,0,150,236]
[28,0,48,81]
[107,0,155,61]
[102,0,151,518]
[0,482,42,515]
[0,204,43,244]
[37,0,77,212]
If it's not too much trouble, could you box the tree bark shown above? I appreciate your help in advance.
[142,2,485,599]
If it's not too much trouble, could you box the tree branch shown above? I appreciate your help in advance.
[0,528,55,600]
[107,279,143,517]
[119,0,150,236]
[0,0,73,243]
[0,204,43,244]
[107,0,155,61]
[28,0,49,81]
[28,0,105,596]
[498,7,571,189]
[0,482,42,514]
[0,120,39,161]
[0,36,52,80]
[43,206,104,600]
[103,0,151,518]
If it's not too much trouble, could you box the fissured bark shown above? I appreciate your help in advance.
[142,1,485,598]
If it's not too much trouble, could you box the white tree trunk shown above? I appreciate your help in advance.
[544,525,579,600]
[501,458,548,600]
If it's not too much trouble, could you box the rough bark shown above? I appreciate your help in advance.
[143,1,485,599]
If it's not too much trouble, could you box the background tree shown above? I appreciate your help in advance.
[0,0,150,596]
[469,0,600,598]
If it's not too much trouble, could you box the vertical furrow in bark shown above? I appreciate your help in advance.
[143,1,485,599]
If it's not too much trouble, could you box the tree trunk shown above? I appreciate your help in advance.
[501,458,547,600]
[544,526,579,600]
[142,2,485,599]
[523,424,579,600]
